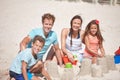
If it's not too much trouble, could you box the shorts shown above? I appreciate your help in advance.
[9,71,24,80]
[9,70,33,80]
[27,69,33,80]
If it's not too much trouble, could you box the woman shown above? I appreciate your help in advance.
[61,15,84,64]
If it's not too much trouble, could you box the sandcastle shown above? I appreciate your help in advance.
[45,55,119,80]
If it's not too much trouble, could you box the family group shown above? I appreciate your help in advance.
[9,13,105,80]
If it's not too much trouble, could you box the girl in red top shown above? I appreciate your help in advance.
[82,20,105,64]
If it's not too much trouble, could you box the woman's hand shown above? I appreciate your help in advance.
[67,52,74,62]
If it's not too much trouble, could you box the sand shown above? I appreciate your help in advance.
[0,0,120,80]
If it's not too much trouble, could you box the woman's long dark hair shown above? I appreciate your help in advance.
[70,15,83,46]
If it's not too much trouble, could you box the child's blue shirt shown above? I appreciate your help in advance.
[10,48,37,74]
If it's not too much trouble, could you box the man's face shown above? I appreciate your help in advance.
[42,18,53,33]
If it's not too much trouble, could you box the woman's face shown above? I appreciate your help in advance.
[42,18,53,34]
[90,24,98,35]
[72,19,82,31]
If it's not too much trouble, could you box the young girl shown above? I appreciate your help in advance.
[9,35,51,80]
[82,20,105,64]
[61,15,84,64]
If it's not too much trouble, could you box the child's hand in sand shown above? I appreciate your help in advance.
[98,53,104,57]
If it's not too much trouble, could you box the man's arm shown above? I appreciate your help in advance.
[20,36,31,51]
[53,44,63,66]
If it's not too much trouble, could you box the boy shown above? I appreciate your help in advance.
[9,35,51,80]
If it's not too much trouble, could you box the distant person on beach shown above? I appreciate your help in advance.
[9,35,51,80]
[82,19,105,64]
[61,15,85,65]
[20,13,63,72]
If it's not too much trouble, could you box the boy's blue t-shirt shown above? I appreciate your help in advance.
[10,48,37,74]
[28,27,58,59]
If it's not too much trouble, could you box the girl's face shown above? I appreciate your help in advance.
[32,40,44,55]
[42,18,53,34]
[72,19,81,31]
[90,24,98,35]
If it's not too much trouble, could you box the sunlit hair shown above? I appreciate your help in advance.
[82,20,104,44]
[42,13,55,24]
[70,15,83,46]
[33,35,45,46]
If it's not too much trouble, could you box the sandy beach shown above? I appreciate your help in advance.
[0,0,120,80]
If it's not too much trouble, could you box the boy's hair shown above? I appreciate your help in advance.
[42,13,55,24]
[33,35,45,45]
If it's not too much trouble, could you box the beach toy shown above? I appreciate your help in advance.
[65,62,73,68]
[73,55,77,60]
[72,60,78,65]
[114,55,120,64]
[27,70,33,80]
[115,46,120,55]
[72,55,78,65]
[63,55,78,65]
[62,55,70,64]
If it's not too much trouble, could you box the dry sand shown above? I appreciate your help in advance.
[0,0,120,80]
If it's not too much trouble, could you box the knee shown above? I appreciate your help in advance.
[36,60,44,67]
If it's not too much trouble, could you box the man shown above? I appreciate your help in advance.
[20,13,63,73]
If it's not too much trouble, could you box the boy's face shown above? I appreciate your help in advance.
[32,40,44,54]
[42,18,53,34]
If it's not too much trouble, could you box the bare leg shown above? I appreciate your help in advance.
[46,46,55,60]
[41,67,51,80]
[30,60,51,80]
[32,76,41,80]
[46,46,63,66]
[9,78,15,80]
[30,60,43,73]
[92,57,97,64]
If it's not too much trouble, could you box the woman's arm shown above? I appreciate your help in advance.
[22,61,28,80]
[61,28,74,62]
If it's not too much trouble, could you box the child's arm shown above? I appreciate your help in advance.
[41,66,51,80]
[85,36,98,56]
[22,61,28,80]
[99,43,105,57]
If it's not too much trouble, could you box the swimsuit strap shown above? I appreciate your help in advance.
[69,31,80,39]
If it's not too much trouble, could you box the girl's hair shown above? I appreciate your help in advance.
[33,35,45,46]
[70,15,83,46]
[42,13,55,24]
[82,20,104,44]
